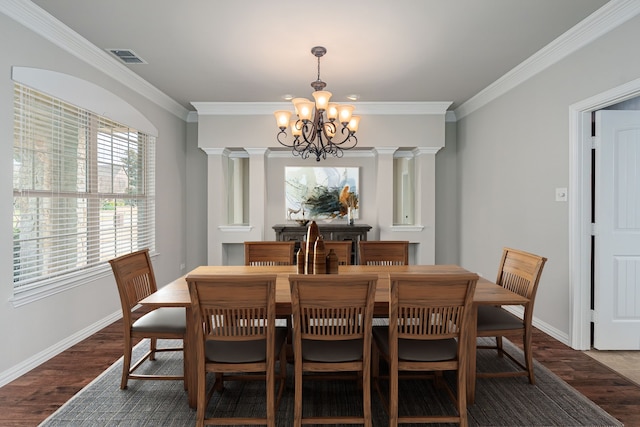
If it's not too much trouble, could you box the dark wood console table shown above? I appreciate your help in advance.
[272,223,372,265]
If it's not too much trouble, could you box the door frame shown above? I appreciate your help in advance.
[569,77,640,350]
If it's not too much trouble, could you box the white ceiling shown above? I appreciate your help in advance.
[30,0,609,112]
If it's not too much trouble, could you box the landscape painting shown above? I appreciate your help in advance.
[285,167,359,222]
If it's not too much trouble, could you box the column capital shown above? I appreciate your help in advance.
[245,147,269,157]
[201,147,227,156]
[374,147,398,156]
[413,147,442,156]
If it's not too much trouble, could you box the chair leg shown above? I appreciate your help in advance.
[266,360,275,427]
[149,338,157,361]
[389,360,398,427]
[372,345,379,380]
[294,357,303,427]
[523,328,535,384]
[457,366,468,427]
[363,362,372,427]
[495,336,504,357]
[276,345,287,406]
[183,348,188,391]
[196,363,206,427]
[121,334,133,390]
[213,372,224,392]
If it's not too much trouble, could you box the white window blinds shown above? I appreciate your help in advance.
[13,83,156,294]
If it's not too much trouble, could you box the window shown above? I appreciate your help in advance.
[12,83,156,297]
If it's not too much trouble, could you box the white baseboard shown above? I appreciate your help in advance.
[0,305,572,389]
[503,305,570,346]
[0,310,122,388]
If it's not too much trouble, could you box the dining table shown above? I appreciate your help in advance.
[140,264,528,408]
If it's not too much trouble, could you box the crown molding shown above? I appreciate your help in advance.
[454,0,640,120]
[191,101,452,116]
[1,0,190,121]
[186,111,199,122]
[445,111,457,122]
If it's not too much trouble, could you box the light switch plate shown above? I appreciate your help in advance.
[555,187,568,202]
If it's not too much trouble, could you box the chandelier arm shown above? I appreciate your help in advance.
[300,120,317,145]
[322,125,357,147]
[276,129,290,147]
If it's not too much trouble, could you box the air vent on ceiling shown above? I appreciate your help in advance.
[107,49,147,64]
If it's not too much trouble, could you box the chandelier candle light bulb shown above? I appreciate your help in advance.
[274,46,360,161]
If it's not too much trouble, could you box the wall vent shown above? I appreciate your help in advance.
[107,49,147,64]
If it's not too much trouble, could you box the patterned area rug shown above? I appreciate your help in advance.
[40,338,622,427]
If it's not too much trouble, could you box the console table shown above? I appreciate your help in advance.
[272,223,372,265]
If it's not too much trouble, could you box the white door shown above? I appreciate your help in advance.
[593,110,640,350]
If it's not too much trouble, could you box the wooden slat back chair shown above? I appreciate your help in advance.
[476,247,547,384]
[372,273,478,427]
[244,241,296,266]
[187,274,287,427]
[109,249,186,390]
[324,240,353,265]
[289,274,378,427]
[358,240,409,266]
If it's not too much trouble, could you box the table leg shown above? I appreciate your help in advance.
[467,304,478,405]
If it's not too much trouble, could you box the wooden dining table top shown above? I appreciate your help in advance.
[141,264,529,313]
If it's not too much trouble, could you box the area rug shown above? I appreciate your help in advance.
[40,338,622,427]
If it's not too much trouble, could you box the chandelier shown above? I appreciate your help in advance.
[274,46,360,162]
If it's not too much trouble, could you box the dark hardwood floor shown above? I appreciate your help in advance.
[1,313,639,426]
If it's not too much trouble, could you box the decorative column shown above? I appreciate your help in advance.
[245,148,268,239]
[413,147,440,264]
[202,148,227,265]
[374,147,398,237]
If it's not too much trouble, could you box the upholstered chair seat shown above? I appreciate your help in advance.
[132,307,186,334]
[476,305,523,331]
[373,328,458,362]
[205,328,288,364]
[301,339,364,363]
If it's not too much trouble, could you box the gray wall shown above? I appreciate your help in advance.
[435,120,459,265]
[0,13,191,377]
[185,121,208,270]
[456,14,640,340]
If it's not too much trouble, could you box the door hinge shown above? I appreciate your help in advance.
[591,309,597,323]
[591,223,597,236]
[591,136,600,149]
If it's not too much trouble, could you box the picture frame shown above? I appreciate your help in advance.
[285,166,359,222]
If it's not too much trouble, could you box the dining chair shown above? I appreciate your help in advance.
[187,274,287,427]
[244,241,296,266]
[372,272,478,427]
[358,240,409,265]
[476,247,547,384]
[288,273,378,427]
[109,248,186,390]
[323,240,353,265]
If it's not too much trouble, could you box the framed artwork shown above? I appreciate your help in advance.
[285,167,359,222]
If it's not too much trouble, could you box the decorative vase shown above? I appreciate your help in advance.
[347,207,354,226]
[305,221,319,274]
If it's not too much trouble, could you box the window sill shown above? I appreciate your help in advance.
[10,252,159,308]
[389,225,424,232]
